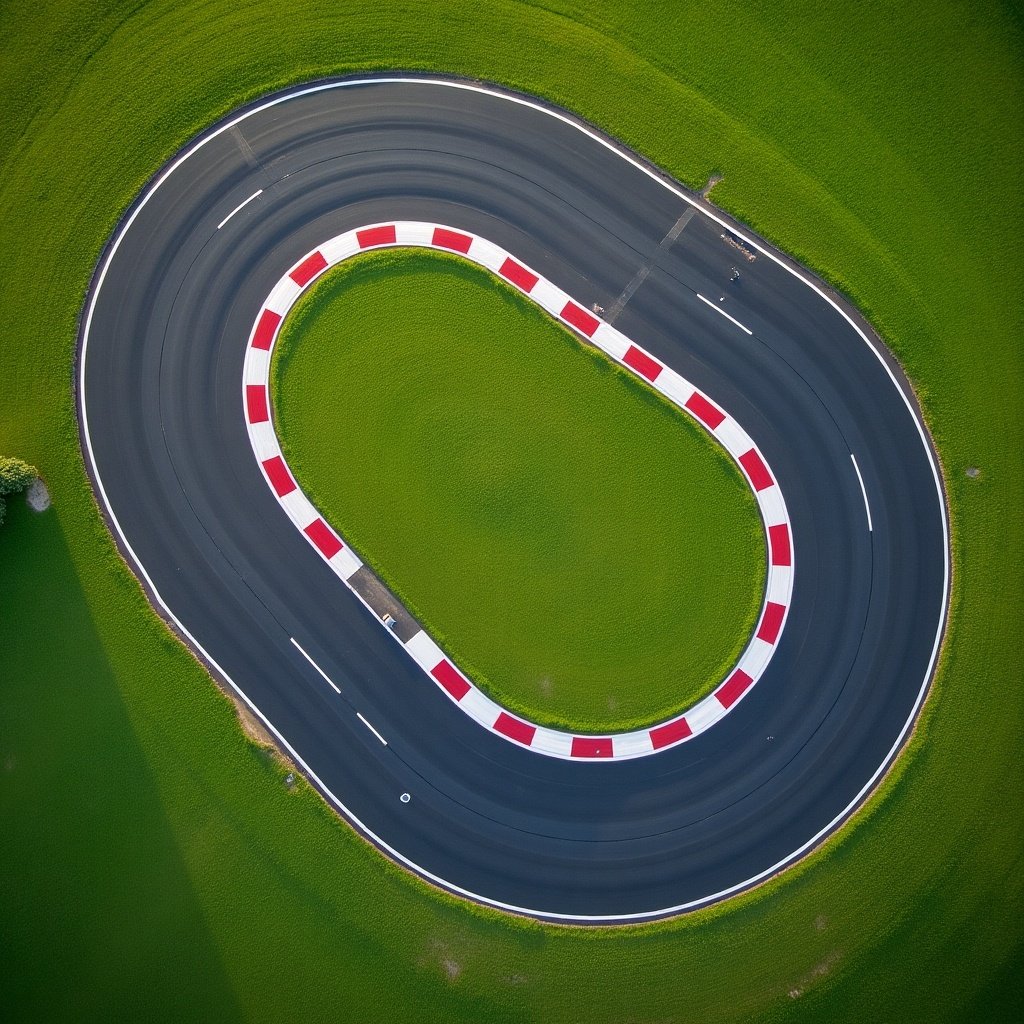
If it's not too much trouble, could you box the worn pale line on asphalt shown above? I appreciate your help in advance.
[850,453,873,532]
[290,637,341,693]
[217,189,263,229]
[606,206,695,323]
[357,713,388,746]
[697,293,753,335]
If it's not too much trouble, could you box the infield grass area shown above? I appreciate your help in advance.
[271,250,764,733]
[1,1,1021,1022]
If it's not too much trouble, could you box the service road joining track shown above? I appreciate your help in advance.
[78,77,948,922]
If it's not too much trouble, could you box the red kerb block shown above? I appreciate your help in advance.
[739,448,774,491]
[685,392,726,429]
[716,669,754,709]
[261,456,297,497]
[571,736,613,758]
[430,660,471,701]
[493,713,536,745]
[560,301,600,338]
[499,257,538,293]
[623,345,663,382]
[252,309,282,350]
[649,717,692,750]
[245,385,269,423]
[304,518,343,559]
[357,225,397,248]
[289,251,328,287]
[769,523,792,566]
[432,227,473,253]
[757,601,786,644]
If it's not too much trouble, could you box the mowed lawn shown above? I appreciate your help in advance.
[0,1,1021,1022]
[272,251,764,732]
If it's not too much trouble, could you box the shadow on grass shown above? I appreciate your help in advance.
[0,497,244,1023]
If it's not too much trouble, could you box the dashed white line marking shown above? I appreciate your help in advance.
[357,712,388,745]
[850,453,873,531]
[697,293,753,335]
[217,189,263,230]
[289,637,341,693]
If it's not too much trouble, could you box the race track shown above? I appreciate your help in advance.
[78,77,948,921]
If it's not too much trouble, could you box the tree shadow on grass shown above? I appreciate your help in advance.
[0,497,244,1023]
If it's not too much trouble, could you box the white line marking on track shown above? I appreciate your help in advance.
[850,453,873,532]
[217,189,263,229]
[357,712,388,745]
[697,293,753,335]
[289,637,341,693]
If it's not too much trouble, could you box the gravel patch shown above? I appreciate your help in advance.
[25,477,50,512]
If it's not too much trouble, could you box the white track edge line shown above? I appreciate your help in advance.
[78,76,951,923]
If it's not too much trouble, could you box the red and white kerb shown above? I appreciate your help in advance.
[241,222,794,761]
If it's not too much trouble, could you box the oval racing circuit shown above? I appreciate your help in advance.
[78,77,949,922]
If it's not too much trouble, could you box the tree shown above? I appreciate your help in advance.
[0,456,38,526]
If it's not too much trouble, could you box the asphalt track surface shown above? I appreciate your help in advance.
[78,78,948,921]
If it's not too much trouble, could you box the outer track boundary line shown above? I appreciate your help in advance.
[77,75,950,923]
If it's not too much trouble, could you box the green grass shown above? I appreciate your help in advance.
[271,250,764,732]
[0,0,1021,1021]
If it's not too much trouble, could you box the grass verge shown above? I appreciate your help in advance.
[1,0,1021,1021]
[271,249,764,733]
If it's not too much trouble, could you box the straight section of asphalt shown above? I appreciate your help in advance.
[79,80,946,919]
